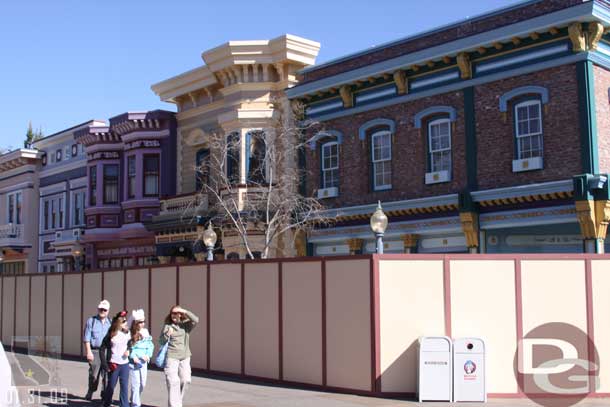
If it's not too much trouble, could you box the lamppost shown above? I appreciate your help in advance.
[203,223,217,261]
[370,201,388,254]
[71,241,84,272]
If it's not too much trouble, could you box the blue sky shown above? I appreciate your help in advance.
[0,0,520,149]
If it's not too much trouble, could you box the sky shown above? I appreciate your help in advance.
[0,0,521,149]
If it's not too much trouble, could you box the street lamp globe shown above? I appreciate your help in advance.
[71,242,84,258]
[203,223,217,247]
[203,223,217,261]
[370,201,388,234]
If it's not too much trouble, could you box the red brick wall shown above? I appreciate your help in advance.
[594,64,610,174]
[306,90,466,208]
[306,64,582,208]
[475,64,581,190]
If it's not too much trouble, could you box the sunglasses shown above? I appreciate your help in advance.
[98,308,108,312]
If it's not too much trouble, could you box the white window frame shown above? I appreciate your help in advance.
[514,99,543,160]
[7,191,22,225]
[71,190,86,227]
[371,130,392,191]
[41,194,66,232]
[321,141,339,189]
[427,118,452,173]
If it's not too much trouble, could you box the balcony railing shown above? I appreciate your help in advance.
[159,193,208,215]
[0,223,24,246]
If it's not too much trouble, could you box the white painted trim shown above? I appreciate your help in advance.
[40,183,67,196]
[0,181,33,194]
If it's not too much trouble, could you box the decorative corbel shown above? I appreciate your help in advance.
[402,234,419,253]
[588,22,605,51]
[568,23,586,52]
[459,212,479,249]
[456,52,472,79]
[347,238,364,255]
[595,199,610,239]
[188,92,198,108]
[339,85,353,108]
[575,200,597,239]
[393,70,408,95]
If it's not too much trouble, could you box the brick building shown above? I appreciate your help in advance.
[287,0,610,254]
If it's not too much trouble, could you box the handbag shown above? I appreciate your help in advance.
[155,338,170,368]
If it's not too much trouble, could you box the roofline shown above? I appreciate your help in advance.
[300,0,544,75]
[32,119,106,145]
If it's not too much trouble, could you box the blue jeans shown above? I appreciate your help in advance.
[103,363,129,407]
[129,362,148,407]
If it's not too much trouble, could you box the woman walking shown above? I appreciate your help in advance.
[160,305,199,407]
[100,310,130,407]
[128,309,154,407]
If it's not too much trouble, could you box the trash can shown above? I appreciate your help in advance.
[453,337,486,402]
[418,336,453,402]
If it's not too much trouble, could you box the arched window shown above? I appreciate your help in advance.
[514,99,543,160]
[226,132,240,184]
[246,131,266,183]
[427,118,452,174]
[371,130,392,190]
[321,141,339,189]
[195,148,210,191]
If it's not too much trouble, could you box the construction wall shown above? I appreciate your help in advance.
[0,254,608,398]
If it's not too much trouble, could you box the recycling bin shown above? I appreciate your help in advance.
[418,336,453,402]
[453,337,486,402]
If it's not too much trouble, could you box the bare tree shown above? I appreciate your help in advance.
[197,98,332,259]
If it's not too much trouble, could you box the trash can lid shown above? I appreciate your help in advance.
[419,336,452,352]
[453,337,485,353]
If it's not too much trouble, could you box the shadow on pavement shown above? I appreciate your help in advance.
[29,390,156,407]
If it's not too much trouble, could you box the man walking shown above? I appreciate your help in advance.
[83,300,111,401]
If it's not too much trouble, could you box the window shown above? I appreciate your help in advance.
[371,131,392,190]
[226,133,240,183]
[103,165,119,204]
[127,156,136,198]
[56,149,62,162]
[195,149,210,191]
[90,167,97,206]
[428,118,452,173]
[72,144,78,157]
[73,191,85,226]
[51,199,56,229]
[515,100,543,159]
[143,155,160,196]
[58,197,63,228]
[7,192,21,224]
[321,142,339,189]
[42,154,47,166]
[247,131,266,183]
[44,201,49,230]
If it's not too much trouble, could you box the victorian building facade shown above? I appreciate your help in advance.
[0,149,41,274]
[75,111,177,269]
[145,35,320,261]
[32,121,103,272]
[288,0,610,255]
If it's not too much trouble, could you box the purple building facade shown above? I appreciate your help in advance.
[75,110,176,269]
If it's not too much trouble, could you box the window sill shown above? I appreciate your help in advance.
[425,170,451,184]
[374,185,392,191]
[512,157,543,172]
[317,187,339,199]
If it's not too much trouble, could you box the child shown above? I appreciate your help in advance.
[128,309,154,407]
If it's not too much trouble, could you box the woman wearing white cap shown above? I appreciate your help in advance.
[127,309,154,407]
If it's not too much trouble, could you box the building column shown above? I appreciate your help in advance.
[460,212,479,253]
[346,238,364,255]
[402,234,419,253]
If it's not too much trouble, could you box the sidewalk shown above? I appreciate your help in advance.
[5,350,608,407]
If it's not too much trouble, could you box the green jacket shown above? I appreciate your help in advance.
[159,310,199,361]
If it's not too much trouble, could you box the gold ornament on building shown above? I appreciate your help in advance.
[456,52,471,79]
[588,21,604,51]
[459,212,479,248]
[568,23,586,52]
[339,85,353,108]
[393,70,408,95]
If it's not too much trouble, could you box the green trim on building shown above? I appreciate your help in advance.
[463,86,477,191]
[576,60,599,174]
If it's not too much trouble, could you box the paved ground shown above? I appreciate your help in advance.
[5,351,610,407]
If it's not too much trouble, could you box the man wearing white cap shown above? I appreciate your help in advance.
[83,299,111,401]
